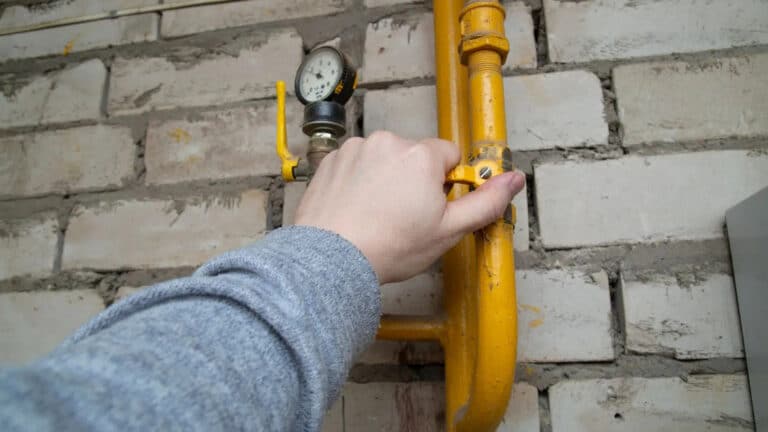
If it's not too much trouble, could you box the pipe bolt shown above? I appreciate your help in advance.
[479,167,492,179]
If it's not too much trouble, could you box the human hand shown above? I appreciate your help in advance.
[294,131,525,284]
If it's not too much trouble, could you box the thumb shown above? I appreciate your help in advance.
[441,171,526,237]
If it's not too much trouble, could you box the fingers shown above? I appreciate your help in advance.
[420,138,461,173]
[440,171,526,237]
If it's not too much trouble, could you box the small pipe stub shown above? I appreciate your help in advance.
[302,101,347,137]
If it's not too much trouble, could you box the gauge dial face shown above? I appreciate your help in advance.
[298,48,343,103]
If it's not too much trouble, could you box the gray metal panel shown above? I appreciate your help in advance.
[727,186,768,432]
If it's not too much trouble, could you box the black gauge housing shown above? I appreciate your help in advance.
[294,46,357,106]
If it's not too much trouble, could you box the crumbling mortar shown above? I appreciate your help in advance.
[538,390,552,432]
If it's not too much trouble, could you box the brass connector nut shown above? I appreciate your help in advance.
[459,1,509,64]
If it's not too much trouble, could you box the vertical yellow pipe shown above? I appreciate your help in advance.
[433,1,476,430]
[455,1,517,431]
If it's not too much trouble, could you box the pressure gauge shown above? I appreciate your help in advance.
[295,46,357,106]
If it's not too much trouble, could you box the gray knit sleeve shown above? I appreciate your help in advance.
[0,226,381,432]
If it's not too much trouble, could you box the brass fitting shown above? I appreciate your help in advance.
[458,1,509,65]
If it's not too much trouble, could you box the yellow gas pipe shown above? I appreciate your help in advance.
[275,1,517,429]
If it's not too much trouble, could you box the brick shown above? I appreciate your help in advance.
[0,125,135,198]
[162,0,350,37]
[615,54,768,146]
[342,382,538,431]
[0,14,158,61]
[343,382,444,431]
[0,214,58,280]
[145,101,304,185]
[108,30,302,116]
[0,290,103,364]
[497,383,540,432]
[363,71,607,152]
[621,273,743,360]
[114,286,143,302]
[0,0,158,30]
[362,3,535,83]
[321,396,343,432]
[282,182,307,226]
[63,190,268,270]
[0,59,106,129]
[360,268,611,364]
[544,0,768,63]
[357,273,443,364]
[365,0,419,7]
[535,151,768,249]
[550,375,753,432]
[518,269,613,362]
[504,71,607,151]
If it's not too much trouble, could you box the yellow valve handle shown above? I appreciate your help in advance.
[275,80,299,182]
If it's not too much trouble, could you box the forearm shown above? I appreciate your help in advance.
[0,226,380,431]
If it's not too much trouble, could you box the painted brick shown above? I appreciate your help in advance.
[615,53,768,146]
[0,290,104,364]
[0,14,158,61]
[63,190,268,270]
[363,71,607,152]
[342,382,538,432]
[145,101,304,184]
[535,151,768,249]
[0,59,106,129]
[0,125,135,198]
[162,0,350,37]
[518,269,614,362]
[108,30,302,116]
[550,375,753,432]
[622,273,743,360]
[544,0,768,63]
[0,0,158,30]
[362,3,535,83]
[0,214,58,280]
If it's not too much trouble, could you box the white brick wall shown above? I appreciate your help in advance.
[340,382,539,432]
[0,214,58,280]
[615,53,768,146]
[545,0,768,63]
[0,0,158,30]
[358,268,613,364]
[62,190,268,270]
[504,71,607,151]
[162,0,351,37]
[621,273,743,360]
[362,3,535,83]
[363,71,607,152]
[0,125,135,198]
[0,59,106,129]
[518,269,614,363]
[0,290,103,364]
[536,151,768,248]
[549,375,753,432]
[145,101,304,184]
[108,30,302,116]
[0,14,158,61]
